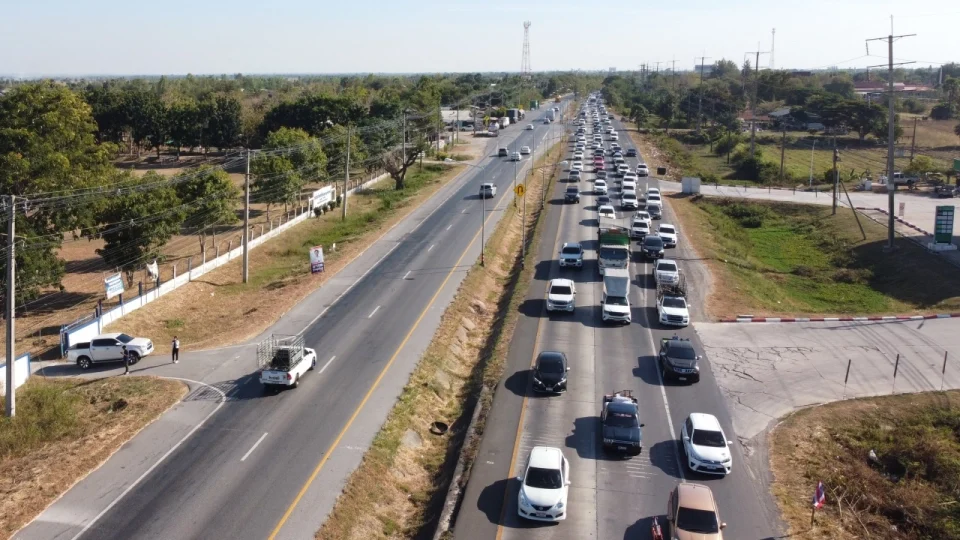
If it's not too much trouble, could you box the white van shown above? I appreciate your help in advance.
[601,268,632,324]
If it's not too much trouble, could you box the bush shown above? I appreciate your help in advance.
[931,102,955,120]
[714,133,742,157]
[901,98,926,114]
[717,201,769,227]
[735,156,779,183]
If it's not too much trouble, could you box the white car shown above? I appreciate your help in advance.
[594,179,608,195]
[573,151,584,160]
[637,164,650,177]
[621,191,639,209]
[647,193,662,204]
[546,278,576,312]
[571,161,583,171]
[658,224,678,247]
[520,146,532,155]
[647,187,661,197]
[526,124,535,130]
[617,164,630,177]
[623,172,638,184]
[511,152,522,161]
[681,413,733,475]
[634,210,651,224]
[518,446,570,521]
[654,259,680,286]
[67,332,155,369]
[658,293,690,327]
[610,133,619,141]
[622,180,637,193]
[559,242,584,268]
[631,218,650,239]
[597,205,616,219]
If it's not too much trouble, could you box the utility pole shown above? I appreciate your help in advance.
[809,139,817,188]
[653,61,663,75]
[5,195,16,417]
[672,58,677,89]
[909,116,918,162]
[242,150,251,283]
[436,100,441,154]
[746,46,769,158]
[779,125,787,182]
[342,125,351,220]
[866,25,916,251]
[832,139,840,215]
[695,54,711,133]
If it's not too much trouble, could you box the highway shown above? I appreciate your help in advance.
[454,101,783,539]
[25,104,570,540]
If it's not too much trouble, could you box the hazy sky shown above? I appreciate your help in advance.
[1,0,957,76]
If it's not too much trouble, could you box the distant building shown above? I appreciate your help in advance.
[694,64,714,76]
[853,81,934,97]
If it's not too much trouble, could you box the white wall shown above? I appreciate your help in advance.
[0,353,31,394]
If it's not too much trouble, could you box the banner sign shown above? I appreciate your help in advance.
[935,206,955,244]
[104,273,124,299]
[310,246,325,273]
[310,186,335,209]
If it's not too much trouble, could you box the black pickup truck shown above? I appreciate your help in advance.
[601,390,644,456]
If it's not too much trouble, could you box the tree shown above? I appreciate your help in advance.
[381,134,429,190]
[205,95,243,150]
[905,155,936,178]
[95,173,184,279]
[654,90,678,132]
[122,87,167,157]
[323,124,368,178]
[0,82,116,302]
[714,132,742,161]
[167,99,203,157]
[871,114,904,142]
[175,166,240,255]
[943,77,960,104]
[711,59,739,80]
[83,83,128,144]
[843,100,886,142]
[251,128,328,218]
[629,104,649,128]
[931,102,956,120]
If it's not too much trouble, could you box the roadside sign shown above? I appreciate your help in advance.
[954,158,960,172]
[898,202,905,218]
[515,184,525,197]
[310,186,335,209]
[309,246,325,273]
[104,273,123,299]
[935,206,955,244]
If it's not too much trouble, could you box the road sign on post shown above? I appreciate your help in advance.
[933,206,955,244]
[515,184,525,197]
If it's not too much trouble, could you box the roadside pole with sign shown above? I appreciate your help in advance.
[929,206,957,252]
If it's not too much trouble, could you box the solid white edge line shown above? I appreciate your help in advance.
[318,355,337,374]
[428,244,435,252]
[368,305,381,318]
[240,432,269,462]
[446,224,452,231]
[66,377,226,540]
[403,270,412,280]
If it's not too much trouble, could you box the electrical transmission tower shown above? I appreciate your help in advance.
[521,21,532,79]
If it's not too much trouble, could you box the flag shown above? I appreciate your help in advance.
[146,260,160,279]
[813,481,826,509]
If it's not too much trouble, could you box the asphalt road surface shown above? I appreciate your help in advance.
[454,103,782,539]
[39,105,571,540]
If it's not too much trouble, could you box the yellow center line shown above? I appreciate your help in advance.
[268,181,505,540]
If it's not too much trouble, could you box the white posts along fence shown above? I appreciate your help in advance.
[60,172,389,355]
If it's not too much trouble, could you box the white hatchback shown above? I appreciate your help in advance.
[518,446,570,521]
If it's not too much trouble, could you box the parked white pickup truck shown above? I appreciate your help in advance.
[258,334,316,390]
[67,332,154,370]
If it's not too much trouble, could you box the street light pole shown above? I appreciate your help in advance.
[481,188,485,267]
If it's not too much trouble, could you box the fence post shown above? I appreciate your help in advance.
[188,256,193,281]
[842,359,852,399]
[942,351,949,392]
[216,243,221,258]
[228,239,233,255]
[260,224,265,237]
[173,263,177,281]
[202,248,206,265]
[892,353,900,394]
[270,219,274,232]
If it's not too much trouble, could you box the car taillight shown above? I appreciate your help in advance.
[286,373,292,380]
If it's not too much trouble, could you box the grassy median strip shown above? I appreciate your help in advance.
[770,391,960,539]
[0,376,186,537]
[115,164,460,352]
[667,195,960,317]
[316,140,565,540]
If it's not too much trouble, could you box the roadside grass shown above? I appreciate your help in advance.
[114,164,460,353]
[0,376,185,537]
[770,391,960,539]
[667,195,960,316]
[316,134,565,540]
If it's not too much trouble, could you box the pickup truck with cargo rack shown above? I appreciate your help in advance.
[601,390,644,455]
[258,334,317,390]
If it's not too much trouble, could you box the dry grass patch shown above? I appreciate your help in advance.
[316,137,566,540]
[112,165,460,353]
[0,376,186,538]
[771,391,960,539]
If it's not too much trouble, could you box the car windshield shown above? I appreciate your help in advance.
[599,247,628,260]
[633,221,647,228]
[562,246,581,255]
[657,263,678,273]
[663,297,687,309]
[660,226,675,234]
[606,411,639,428]
[550,285,573,296]
[606,295,628,306]
[644,237,664,248]
[676,507,720,534]
[669,345,697,360]
[116,334,134,343]
[525,466,563,490]
[692,428,727,447]
[537,355,565,373]
[624,194,636,200]
[647,205,661,213]
[566,187,578,193]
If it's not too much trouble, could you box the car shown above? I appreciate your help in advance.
[571,161,583,171]
[573,151,584,160]
[498,147,509,157]
[611,142,622,152]
[520,146,532,155]
[596,169,608,180]
[594,161,605,172]
[647,194,662,205]
[597,205,616,219]
[596,194,611,207]
[569,169,581,181]
[623,172,638,184]
[479,183,497,199]
[67,332,155,370]
[647,202,663,220]
[634,210,652,224]
[631,218,651,239]
[564,186,580,203]
[658,224,678,247]
[601,390,644,455]
[658,290,690,327]
[637,163,650,177]
[594,179,608,195]
[543,118,551,124]
[641,235,665,260]
[622,180,637,193]
[532,351,570,394]
[654,259,680,285]
[613,152,624,161]
[647,187,661,196]
[517,446,570,522]
[617,164,630,177]
[621,191,639,210]
[625,148,638,157]
[591,142,602,150]
[610,133,619,141]
[559,242,584,268]
[658,337,701,383]
[681,413,733,475]
[526,124,535,130]
[546,278,576,313]
[667,482,726,539]
[511,151,522,161]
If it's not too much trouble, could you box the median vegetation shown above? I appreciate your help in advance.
[0,377,185,537]
[771,391,960,539]
[668,196,960,316]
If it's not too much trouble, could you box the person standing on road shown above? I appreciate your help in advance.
[122,346,131,375]
[172,336,180,364]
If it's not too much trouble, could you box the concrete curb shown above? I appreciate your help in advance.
[855,206,931,235]
[720,313,960,323]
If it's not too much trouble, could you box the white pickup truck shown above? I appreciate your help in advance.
[67,332,154,370]
[258,334,317,390]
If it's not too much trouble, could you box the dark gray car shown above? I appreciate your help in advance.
[658,338,701,383]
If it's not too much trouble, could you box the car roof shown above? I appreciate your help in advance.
[607,400,638,415]
[528,446,564,470]
[660,223,675,228]
[95,333,123,339]
[481,182,495,188]
[549,278,575,288]
[689,413,723,431]
[536,351,567,365]
[562,242,582,249]
[667,339,695,351]
[676,482,718,512]
[657,259,678,266]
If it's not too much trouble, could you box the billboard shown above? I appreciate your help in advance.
[310,186,335,210]
[935,206,955,245]
[104,273,124,299]
[310,246,325,273]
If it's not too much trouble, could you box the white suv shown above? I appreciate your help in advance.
[546,278,576,312]
[654,259,680,286]
[518,446,570,521]
[681,413,733,475]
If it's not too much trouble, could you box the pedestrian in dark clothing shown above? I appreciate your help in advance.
[172,336,180,364]
[123,346,131,375]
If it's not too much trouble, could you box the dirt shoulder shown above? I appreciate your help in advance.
[109,164,462,354]
[316,137,564,539]
[1,376,186,538]
[770,390,960,539]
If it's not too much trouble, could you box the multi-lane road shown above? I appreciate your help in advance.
[20,103,570,540]
[455,102,783,539]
